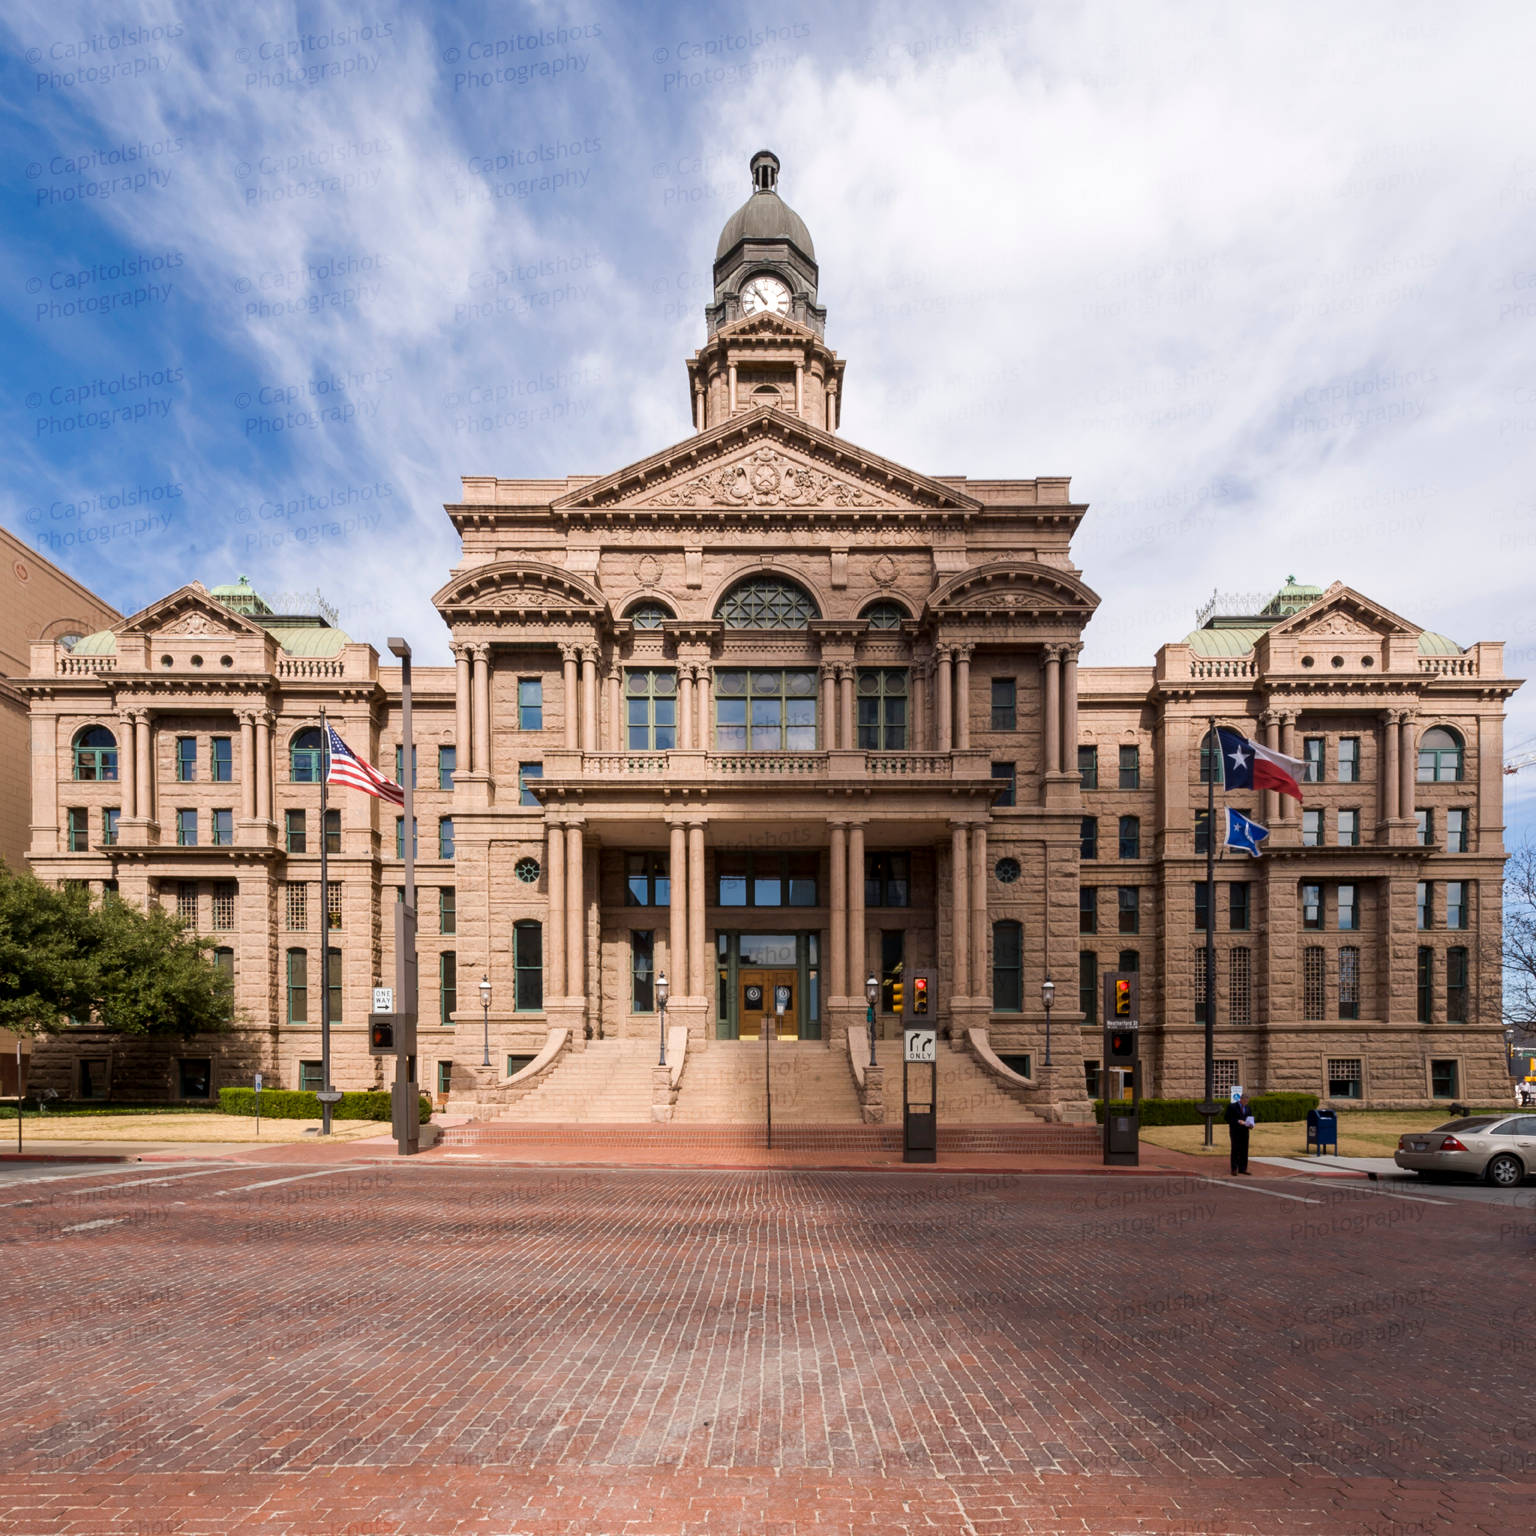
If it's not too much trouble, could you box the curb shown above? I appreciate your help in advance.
[0,1152,140,1164]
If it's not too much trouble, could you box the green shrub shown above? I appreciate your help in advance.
[218,1086,430,1123]
[1093,1093,1319,1126]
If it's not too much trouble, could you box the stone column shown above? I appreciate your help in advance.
[696,665,712,751]
[687,820,706,997]
[727,362,737,416]
[837,664,855,751]
[119,712,137,823]
[136,711,153,821]
[453,645,471,773]
[253,713,271,825]
[1279,713,1297,822]
[936,648,954,753]
[829,821,848,998]
[471,644,491,774]
[911,661,926,752]
[1042,646,1061,776]
[1261,714,1279,827]
[669,821,687,992]
[955,645,973,751]
[546,821,567,997]
[606,670,622,751]
[950,823,970,998]
[580,649,598,750]
[560,644,579,749]
[1399,715,1417,825]
[820,665,836,749]
[970,822,988,1003]
[1382,711,1400,823]
[678,665,696,750]
[1061,645,1080,776]
[565,822,584,1000]
[848,821,866,997]
[238,713,255,821]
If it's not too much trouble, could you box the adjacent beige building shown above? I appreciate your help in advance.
[17,152,1521,1114]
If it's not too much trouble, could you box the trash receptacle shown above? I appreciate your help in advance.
[1306,1107,1338,1155]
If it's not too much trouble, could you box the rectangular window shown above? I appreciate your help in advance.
[285,882,308,931]
[1303,737,1324,783]
[326,881,341,931]
[102,807,119,847]
[1199,735,1218,783]
[626,668,678,751]
[1079,951,1098,1023]
[1118,949,1139,973]
[992,921,1023,1012]
[1080,816,1098,860]
[176,809,197,847]
[285,809,306,853]
[395,817,418,859]
[880,929,905,1013]
[631,931,655,1012]
[438,818,455,860]
[1077,745,1098,788]
[393,745,419,790]
[1416,946,1433,1022]
[178,1058,212,1100]
[324,808,340,854]
[299,1060,323,1092]
[212,881,236,932]
[437,1060,453,1095]
[518,762,542,806]
[865,852,910,908]
[209,736,232,783]
[1229,882,1251,931]
[1118,815,1140,860]
[1304,948,1325,1020]
[856,668,908,750]
[1213,1059,1241,1097]
[518,678,543,731]
[1194,883,1210,932]
[1118,745,1140,790]
[213,809,233,846]
[1229,948,1251,1026]
[67,807,88,852]
[1302,883,1322,929]
[1337,809,1359,847]
[1446,808,1468,853]
[1445,880,1467,930]
[1194,808,1212,855]
[1447,947,1468,1022]
[1430,1059,1459,1099]
[439,887,456,935]
[991,762,1016,807]
[1417,881,1431,930]
[1327,1057,1363,1099]
[1337,883,1358,931]
[990,677,1017,731]
[438,744,457,790]
[1416,809,1432,847]
[713,668,818,751]
[1338,946,1360,1020]
[176,882,198,924]
[514,922,543,1011]
[325,947,342,1024]
[1338,737,1360,782]
[1118,886,1140,934]
[439,951,457,1025]
[1193,943,1210,1025]
[1301,808,1322,847]
[1084,1059,1101,1098]
[286,950,307,1023]
[626,853,671,906]
[1079,887,1097,934]
[176,737,197,782]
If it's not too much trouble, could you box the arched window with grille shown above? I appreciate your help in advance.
[72,726,118,781]
[626,600,673,629]
[715,576,819,629]
[290,727,324,783]
[860,600,908,630]
[1417,726,1464,783]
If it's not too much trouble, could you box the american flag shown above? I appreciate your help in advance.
[325,724,405,806]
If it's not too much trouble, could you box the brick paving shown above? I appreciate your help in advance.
[2,1163,1532,1533]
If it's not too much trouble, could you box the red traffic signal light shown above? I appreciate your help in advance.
[369,1019,395,1053]
[1114,979,1132,1017]
[1108,1030,1136,1062]
[912,976,929,1015]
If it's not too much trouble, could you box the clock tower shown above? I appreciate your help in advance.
[686,150,846,433]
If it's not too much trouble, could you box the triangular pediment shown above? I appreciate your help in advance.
[713,311,821,345]
[1266,583,1419,641]
[551,408,980,515]
[119,584,270,641]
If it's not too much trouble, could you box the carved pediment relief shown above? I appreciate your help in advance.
[1266,583,1418,642]
[641,444,897,511]
[119,584,270,642]
[1291,611,1376,638]
[158,611,238,637]
[928,561,1100,619]
[433,560,610,622]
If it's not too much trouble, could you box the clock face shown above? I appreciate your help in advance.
[740,273,791,317]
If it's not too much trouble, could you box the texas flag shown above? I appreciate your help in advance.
[1215,726,1306,802]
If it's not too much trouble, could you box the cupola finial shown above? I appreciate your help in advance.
[750,149,780,193]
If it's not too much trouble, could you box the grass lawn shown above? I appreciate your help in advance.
[1139,1108,1512,1159]
[4,1112,392,1144]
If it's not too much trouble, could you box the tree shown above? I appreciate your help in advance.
[1506,840,1536,1036]
[0,863,233,1038]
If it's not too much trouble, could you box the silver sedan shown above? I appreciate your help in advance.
[1395,1115,1536,1186]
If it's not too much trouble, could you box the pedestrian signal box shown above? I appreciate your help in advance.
[368,1012,417,1057]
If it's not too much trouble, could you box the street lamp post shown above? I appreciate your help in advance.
[865,973,879,1066]
[1041,974,1055,1068]
[656,970,669,1068]
[387,636,419,1156]
[479,974,491,1068]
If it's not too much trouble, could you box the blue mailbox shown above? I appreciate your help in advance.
[1306,1107,1338,1156]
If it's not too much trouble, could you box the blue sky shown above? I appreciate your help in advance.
[2,0,1534,834]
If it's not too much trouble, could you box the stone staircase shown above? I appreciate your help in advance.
[489,1039,656,1123]
[673,1040,864,1124]
[878,1040,1045,1126]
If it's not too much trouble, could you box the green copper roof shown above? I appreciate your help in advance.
[1417,630,1462,656]
[208,575,274,615]
[264,625,349,656]
[1261,575,1324,617]
[1186,626,1268,656]
[71,630,117,656]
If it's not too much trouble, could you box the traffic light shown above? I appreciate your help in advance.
[891,981,903,1014]
[1107,1029,1137,1063]
[368,1015,395,1055]
[1114,979,1132,1017]
[912,976,929,1015]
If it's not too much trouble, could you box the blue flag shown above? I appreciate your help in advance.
[1223,807,1270,858]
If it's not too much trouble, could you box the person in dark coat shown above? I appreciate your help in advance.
[1224,1092,1255,1175]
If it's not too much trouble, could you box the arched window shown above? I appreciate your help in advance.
[861,600,908,630]
[290,727,324,783]
[626,600,673,629]
[715,576,819,629]
[1417,726,1464,783]
[72,726,118,781]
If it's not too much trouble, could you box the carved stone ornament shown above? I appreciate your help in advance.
[872,555,898,586]
[159,612,224,636]
[1299,611,1374,637]
[955,591,1046,612]
[640,446,895,510]
[636,554,662,586]
[489,588,584,610]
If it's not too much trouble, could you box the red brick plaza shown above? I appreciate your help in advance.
[2,1161,1532,1534]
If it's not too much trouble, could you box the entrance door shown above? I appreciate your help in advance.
[739,969,799,1040]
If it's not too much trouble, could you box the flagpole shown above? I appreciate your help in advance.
[1203,716,1218,1148]
[319,707,333,1137]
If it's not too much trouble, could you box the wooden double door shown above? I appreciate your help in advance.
[737,969,800,1041]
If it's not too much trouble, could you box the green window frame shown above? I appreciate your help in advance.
[1445,881,1467,930]
[1338,946,1360,1020]
[439,951,457,1025]
[1118,745,1140,790]
[324,808,340,854]
[1417,881,1431,929]
[285,809,307,853]
[1080,817,1098,860]
[991,762,1016,806]
[992,920,1023,1012]
[1079,951,1098,1022]
[626,601,671,629]
[1337,883,1358,931]
[1416,946,1434,1022]
[1446,808,1468,853]
[299,1060,323,1092]
[1447,946,1468,1022]
[440,887,456,934]
[176,809,197,847]
[626,669,677,750]
[438,818,455,860]
[1195,883,1210,932]
[438,745,456,790]
[1302,737,1324,784]
[395,817,418,859]
[1118,815,1139,859]
[211,736,233,782]
[1417,727,1463,783]
[1117,886,1140,934]
[437,1060,454,1094]
[514,921,543,1011]
[1338,737,1360,783]
[212,809,233,846]
[286,949,307,1023]
[72,726,118,781]
[1430,1059,1458,1098]
[1416,809,1432,846]
[518,762,542,806]
[1303,883,1323,929]
[1229,882,1251,931]
[175,737,197,782]
[394,745,419,790]
[714,668,818,751]
[101,807,119,846]
[1079,887,1097,934]
[1077,745,1097,788]
[66,807,88,852]
[1337,809,1359,847]
[290,728,324,783]
[325,947,342,1022]
[856,668,908,750]
[990,677,1017,731]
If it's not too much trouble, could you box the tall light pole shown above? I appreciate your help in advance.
[1041,973,1055,1068]
[318,705,333,1135]
[656,970,669,1067]
[865,973,879,1067]
[1201,717,1219,1147]
[387,637,419,1156]
[479,974,491,1068]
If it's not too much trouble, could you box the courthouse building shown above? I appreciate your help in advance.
[19,152,1520,1114]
